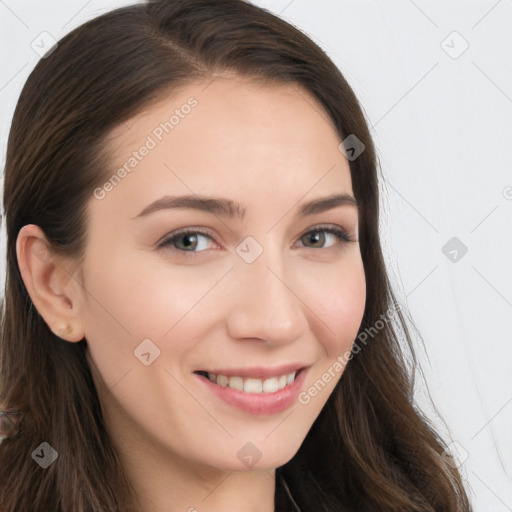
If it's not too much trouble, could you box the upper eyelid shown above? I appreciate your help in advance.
[157,227,218,246]
[157,223,356,248]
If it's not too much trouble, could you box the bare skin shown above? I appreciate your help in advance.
[16,75,366,512]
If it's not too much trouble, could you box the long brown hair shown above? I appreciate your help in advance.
[0,1,472,510]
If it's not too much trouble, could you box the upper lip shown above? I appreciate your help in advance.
[195,363,309,379]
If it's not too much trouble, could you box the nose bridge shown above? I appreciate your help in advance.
[226,240,307,344]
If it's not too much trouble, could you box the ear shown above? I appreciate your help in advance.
[16,224,85,342]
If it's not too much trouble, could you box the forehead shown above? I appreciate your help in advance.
[106,75,342,158]
[99,76,353,215]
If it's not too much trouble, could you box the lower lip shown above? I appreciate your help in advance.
[194,368,308,415]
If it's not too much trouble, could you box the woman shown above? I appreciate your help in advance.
[0,0,473,510]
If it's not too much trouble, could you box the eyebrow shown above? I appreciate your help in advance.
[132,192,358,221]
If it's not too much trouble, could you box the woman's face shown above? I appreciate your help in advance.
[77,76,366,472]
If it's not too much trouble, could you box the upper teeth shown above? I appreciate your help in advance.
[207,371,297,393]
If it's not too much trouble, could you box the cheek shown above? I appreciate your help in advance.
[82,246,209,332]
[80,250,223,375]
[307,255,366,357]
[295,258,365,413]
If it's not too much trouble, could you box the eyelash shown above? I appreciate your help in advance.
[157,224,356,256]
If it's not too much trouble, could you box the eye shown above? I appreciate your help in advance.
[157,228,217,254]
[157,224,356,255]
[296,225,355,249]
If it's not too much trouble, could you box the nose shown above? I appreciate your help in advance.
[226,248,309,346]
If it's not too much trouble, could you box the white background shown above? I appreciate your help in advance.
[1,1,511,510]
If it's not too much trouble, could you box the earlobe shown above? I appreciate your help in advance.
[16,224,85,343]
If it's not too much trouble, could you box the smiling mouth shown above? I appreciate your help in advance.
[194,368,304,394]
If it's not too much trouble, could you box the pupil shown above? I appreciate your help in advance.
[308,231,324,247]
[180,234,197,249]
